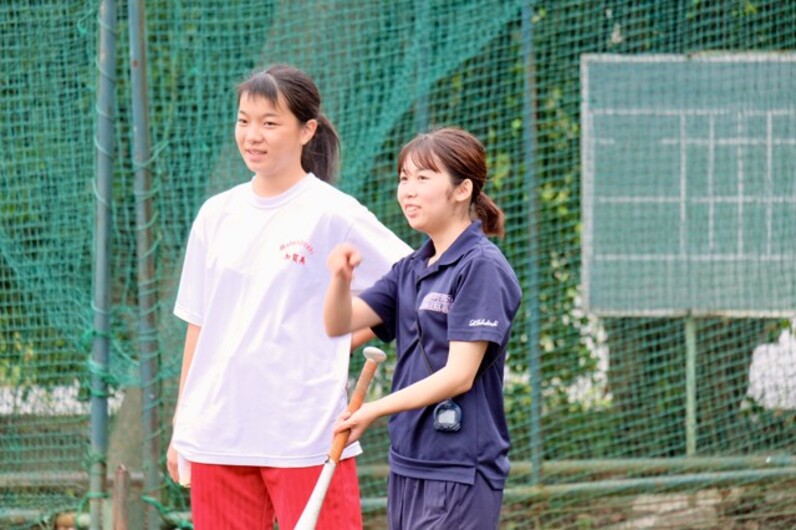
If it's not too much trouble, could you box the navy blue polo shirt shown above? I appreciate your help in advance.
[359,221,522,489]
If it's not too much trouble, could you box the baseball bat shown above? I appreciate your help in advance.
[294,346,387,530]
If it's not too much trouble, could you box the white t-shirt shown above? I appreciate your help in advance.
[172,174,411,467]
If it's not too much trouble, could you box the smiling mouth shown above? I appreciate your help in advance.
[245,149,267,160]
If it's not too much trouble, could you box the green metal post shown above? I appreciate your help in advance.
[90,0,117,528]
[128,1,161,528]
[521,0,542,485]
[357,454,796,480]
[506,467,796,501]
[685,317,697,456]
[357,466,796,512]
[414,0,430,132]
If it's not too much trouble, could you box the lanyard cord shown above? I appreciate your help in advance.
[415,319,436,376]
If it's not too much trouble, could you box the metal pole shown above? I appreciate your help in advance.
[355,467,796,511]
[505,467,796,501]
[414,0,430,132]
[113,465,131,530]
[521,0,542,485]
[357,454,796,479]
[128,1,161,528]
[685,317,698,456]
[90,1,117,528]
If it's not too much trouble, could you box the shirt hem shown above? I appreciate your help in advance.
[448,328,504,344]
[388,448,476,485]
[173,305,203,326]
[173,442,362,468]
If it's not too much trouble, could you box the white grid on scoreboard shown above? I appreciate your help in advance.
[580,54,796,316]
[589,108,796,263]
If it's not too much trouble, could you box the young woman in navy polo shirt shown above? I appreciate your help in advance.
[324,127,522,529]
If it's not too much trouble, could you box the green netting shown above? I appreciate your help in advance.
[2,1,796,528]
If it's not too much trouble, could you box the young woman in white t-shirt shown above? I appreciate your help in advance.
[167,64,410,530]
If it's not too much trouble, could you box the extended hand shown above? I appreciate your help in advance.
[327,243,362,283]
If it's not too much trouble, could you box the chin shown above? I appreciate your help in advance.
[249,163,273,175]
[404,217,423,231]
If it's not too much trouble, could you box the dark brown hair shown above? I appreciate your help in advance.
[236,65,340,183]
[397,127,506,238]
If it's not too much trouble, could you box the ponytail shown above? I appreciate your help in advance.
[302,113,340,184]
[473,192,506,239]
[399,127,506,238]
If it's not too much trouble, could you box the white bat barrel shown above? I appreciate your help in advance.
[294,460,338,530]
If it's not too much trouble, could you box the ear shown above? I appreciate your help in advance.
[453,178,474,204]
[300,119,318,146]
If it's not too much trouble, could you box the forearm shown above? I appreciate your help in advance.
[369,366,472,419]
[367,340,487,420]
[173,323,200,426]
[324,275,354,336]
[351,328,376,351]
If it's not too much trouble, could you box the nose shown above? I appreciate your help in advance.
[398,182,417,201]
[245,125,264,144]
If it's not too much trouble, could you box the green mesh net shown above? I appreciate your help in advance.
[2,1,795,528]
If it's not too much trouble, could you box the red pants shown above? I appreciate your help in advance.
[190,458,362,530]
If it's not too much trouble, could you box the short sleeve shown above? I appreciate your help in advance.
[447,257,521,345]
[173,213,208,325]
[345,210,411,294]
[358,261,403,343]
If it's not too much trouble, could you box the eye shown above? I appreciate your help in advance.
[264,121,278,127]
[237,118,248,125]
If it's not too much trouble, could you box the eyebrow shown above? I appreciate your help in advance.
[237,109,280,118]
[400,167,435,177]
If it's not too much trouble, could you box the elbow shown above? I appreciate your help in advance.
[324,316,348,337]
[324,321,343,337]
[450,376,475,397]
[440,366,477,398]
[322,304,344,337]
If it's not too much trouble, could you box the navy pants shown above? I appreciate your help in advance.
[387,472,503,529]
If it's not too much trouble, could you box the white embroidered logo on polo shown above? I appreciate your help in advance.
[469,319,499,327]
[419,292,453,313]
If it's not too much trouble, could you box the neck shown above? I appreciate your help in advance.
[426,218,472,265]
[251,165,307,197]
